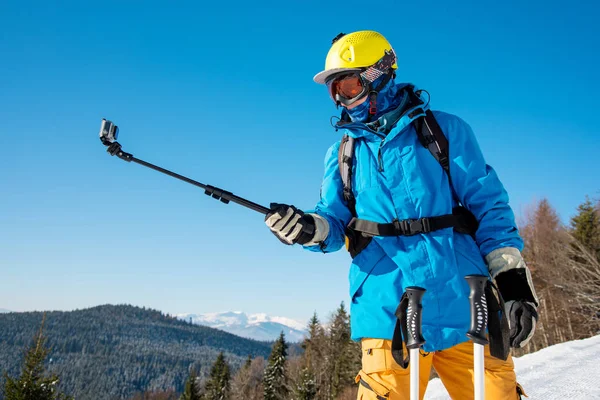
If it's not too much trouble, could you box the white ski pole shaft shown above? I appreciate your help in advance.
[405,286,426,400]
[410,347,420,400]
[473,342,485,400]
[465,275,489,400]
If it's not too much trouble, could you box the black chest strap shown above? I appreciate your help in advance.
[348,206,477,238]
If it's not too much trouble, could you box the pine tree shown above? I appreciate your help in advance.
[326,302,360,399]
[294,367,317,400]
[571,197,600,261]
[301,312,327,399]
[2,314,73,400]
[303,313,326,367]
[263,332,288,400]
[180,370,202,400]
[203,352,231,400]
[244,355,253,370]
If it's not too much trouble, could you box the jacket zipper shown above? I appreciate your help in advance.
[378,139,385,172]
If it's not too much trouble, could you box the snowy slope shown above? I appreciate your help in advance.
[424,335,600,399]
[177,311,307,342]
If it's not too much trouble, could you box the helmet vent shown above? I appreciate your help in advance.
[345,31,381,44]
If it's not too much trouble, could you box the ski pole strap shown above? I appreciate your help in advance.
[391,293,410,369]
[347,207,477,237]
[391,287,426,369]
[486,281,511,360]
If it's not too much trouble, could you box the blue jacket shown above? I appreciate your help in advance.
[305,82,523,352]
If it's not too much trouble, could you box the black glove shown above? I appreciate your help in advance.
[505,300,538,348]
[265,203,316,245]
[495,268,539,348]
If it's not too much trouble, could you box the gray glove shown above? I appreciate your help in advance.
[486,247,539,348]
[265,204,329,246]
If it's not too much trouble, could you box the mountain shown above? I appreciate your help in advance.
[177,311,308,342]
[0,308,10,313]
[0,304,272,400]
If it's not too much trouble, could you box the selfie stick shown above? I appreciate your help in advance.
[98,119,270,215]
[465,275,489,400]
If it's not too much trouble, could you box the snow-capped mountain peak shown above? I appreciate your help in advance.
[247,313,306,331]
[177,311,307,342]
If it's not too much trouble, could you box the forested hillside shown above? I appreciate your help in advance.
[0,304,272,400]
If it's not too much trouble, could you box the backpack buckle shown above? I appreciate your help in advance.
[396,218,430,236]
[407,219,422,235]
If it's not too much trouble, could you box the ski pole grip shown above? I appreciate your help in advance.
[405,286,426,349]
[465,275,489,345]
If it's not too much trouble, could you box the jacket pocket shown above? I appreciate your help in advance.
[355,370,390,399]
[349,244,386,300]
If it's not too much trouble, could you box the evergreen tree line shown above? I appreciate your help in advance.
[0,305,271,400]
[173,302,360,400]
[3,304,360,400]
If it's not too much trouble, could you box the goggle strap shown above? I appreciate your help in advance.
[369,92,378,115]
[368,72,394,115]
[360,49,396,83]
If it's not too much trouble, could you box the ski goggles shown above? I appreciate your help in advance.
[325,49,397,107]
[326,72,369,107]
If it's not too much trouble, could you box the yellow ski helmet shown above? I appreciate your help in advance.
[313,30,397,84]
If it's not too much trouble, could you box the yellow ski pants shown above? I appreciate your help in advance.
[356,339,525,400]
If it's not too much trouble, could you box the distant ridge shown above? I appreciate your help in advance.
[178,311,308,342]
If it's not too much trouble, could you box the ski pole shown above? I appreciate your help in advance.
[98,118,271,215]
[465,275,489,400]
[405,286,426,400]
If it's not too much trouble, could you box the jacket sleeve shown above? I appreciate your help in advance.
[440,112,524,257]
[303,141,353,253]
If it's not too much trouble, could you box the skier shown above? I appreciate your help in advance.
[265,31,538,399]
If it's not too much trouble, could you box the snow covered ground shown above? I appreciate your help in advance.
[425,334,600,399]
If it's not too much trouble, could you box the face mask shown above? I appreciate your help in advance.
[346,78,398,122]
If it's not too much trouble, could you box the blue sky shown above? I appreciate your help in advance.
[1,0,599,325]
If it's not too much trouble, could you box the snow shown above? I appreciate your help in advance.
[176,311,308,342]
[248,313,307,331]
[424,335,600,399]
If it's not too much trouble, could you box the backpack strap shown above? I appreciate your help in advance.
[338,134,373,258]
[413,109,450,173]
[338,134,356,216]
[407,89,460,199]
